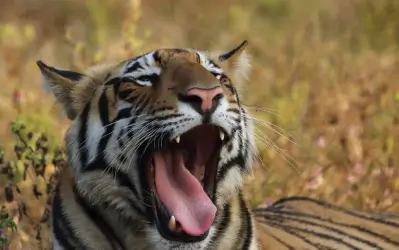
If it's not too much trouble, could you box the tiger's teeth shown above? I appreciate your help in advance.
[168,216,176,232]
[175,136,180,144]
[219,131,225,141]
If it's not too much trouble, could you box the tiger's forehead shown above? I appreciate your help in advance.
[109,49,224,86]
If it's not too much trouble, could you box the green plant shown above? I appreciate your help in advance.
[0,206,17,250]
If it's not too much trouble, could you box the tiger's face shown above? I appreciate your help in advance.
[38,41,256,249]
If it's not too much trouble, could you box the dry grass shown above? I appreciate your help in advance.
[0,0,399,249]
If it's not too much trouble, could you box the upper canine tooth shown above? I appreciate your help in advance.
[220,131,225,141]
[168,215,176,231]
[175,136,180,144]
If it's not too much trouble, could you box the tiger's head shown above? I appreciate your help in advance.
[37,41,256,248]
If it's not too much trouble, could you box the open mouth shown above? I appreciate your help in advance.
[147,125,225,242]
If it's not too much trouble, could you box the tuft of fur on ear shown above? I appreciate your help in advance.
[231,48,251,85]
[216,41,252,90]
[36,60,86,120]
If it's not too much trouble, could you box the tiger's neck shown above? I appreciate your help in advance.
[210,190,259,250]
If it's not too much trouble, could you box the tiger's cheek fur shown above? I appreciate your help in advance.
[208,80,256,208]
[214,109,255,208]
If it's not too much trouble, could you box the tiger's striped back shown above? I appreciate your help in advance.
[254,197,399,250]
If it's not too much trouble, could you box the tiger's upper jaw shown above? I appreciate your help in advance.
[147,124,225,242]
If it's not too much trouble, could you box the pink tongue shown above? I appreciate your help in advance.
[154,150,217,236]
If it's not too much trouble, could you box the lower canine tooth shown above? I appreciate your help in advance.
[168,216,176,231]
[220,131,225,141]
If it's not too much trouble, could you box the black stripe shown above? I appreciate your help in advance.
[260,212,384,249]
[130,93,145,108]
[209,202,231,246]
[78,103,91,168]
[208,59,221,69]
[125,61,144,73]
[127,111,143,139]
[160,119,190,128]
[118,89,134,100]
[94,104,138,167]
[219,40,248,61]
[227,142,234,152]
[236,199,247,248]
[117,154,128,165]
[83,156,145,217]
[81,104,145,217]
[195,52,201,63]
[255,208,399,246]
[117,108,132,120]
[117,129,125,148]
[43,64,84,81]
[153,50,162,65]
[234,84,240,104]
[52,185,87,249]
[224,83,236,96]
[151,107,175,114]
[265,233,295,249]
[260,218,363,250]
[138,141,153,219]
[99,90,110,125]
[235,111,246,173]
[240,109,250,173]
[161,117,192,126]
[271,197,399,228]
[151,114,183,121]
[136,74,159,84]
[239,192,253,250]
[227,108,240,114]
[106,77,121,86]
[113,169,144,216]
[217,155,245,184]
[119,77,141,87]
[125,95,137,103]
[72,185,124,250]
[138,95,151,110]
[257,219,331,249]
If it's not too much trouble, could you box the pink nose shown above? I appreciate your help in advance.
[185,87,224,113]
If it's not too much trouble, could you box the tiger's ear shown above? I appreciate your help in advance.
[36,60,87,120]
[218,40,251,86]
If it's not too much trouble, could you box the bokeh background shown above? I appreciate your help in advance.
[0,0,399,249]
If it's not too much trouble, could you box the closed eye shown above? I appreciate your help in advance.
[135,74,160,84]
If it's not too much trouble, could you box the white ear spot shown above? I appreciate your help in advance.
[232,50,251,85]
[41,74,54,94]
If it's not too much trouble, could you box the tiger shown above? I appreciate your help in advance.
[37,41,258,250]
[36,41,399,250]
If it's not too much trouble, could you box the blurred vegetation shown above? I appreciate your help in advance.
[0,121,65,249]
[0,0,398,249]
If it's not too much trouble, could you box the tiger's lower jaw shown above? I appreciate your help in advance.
[143,191,258,250]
